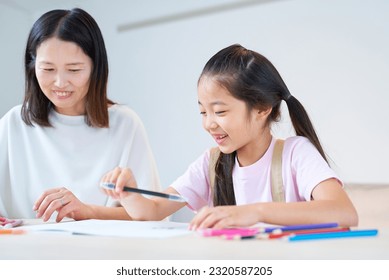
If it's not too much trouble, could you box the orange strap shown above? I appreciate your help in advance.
[271,139,285,202]
[208,147,220,193]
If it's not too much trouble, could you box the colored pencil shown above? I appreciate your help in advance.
[199,228,259,238]
[0,229,26,235]
[261,222,339,233]
[258,227,350,239]
[288,229,378,242]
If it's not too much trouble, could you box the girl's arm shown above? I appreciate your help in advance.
[190,178,358,230]
[101,167,186,221]
[259,178,358,226]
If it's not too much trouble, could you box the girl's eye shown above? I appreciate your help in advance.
[42,68,54,72]
[215,111,226,115]
[200,111,206,115]
[69,69,81,72]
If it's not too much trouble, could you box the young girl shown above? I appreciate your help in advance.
[101,44,358,229]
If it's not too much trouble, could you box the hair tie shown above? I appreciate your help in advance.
[284,94,292,101]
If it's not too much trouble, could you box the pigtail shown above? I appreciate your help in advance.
[213,152,236,206]
[283,94,327,162]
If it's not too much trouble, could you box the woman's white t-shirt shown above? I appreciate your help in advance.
[0,104,160,218]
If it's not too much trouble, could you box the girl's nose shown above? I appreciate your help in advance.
[204,116,218,130]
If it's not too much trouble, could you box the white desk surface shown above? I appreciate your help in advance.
[1,219,388,260]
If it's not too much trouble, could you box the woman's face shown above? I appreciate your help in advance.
[35,37,92,116]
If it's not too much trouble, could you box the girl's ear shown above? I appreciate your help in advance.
[257,107,272,119]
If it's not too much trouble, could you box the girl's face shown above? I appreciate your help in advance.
[35,37,92,116]
[198,77,271,166]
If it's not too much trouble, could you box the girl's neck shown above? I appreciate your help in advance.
[236,132,272,167]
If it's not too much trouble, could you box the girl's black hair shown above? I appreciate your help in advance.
[199,44,327,206]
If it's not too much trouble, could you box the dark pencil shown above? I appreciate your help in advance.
[101,182,186,202]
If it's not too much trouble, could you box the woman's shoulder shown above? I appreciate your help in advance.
[1,105,22,124]
[109,104,139,117]
[108,104,143,125]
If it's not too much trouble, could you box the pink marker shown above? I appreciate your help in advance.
[199,228,259,239]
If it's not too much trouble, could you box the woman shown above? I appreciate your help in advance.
[0,8,160,222]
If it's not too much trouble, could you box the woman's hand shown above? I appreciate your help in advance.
[33,187,93,222]
[189,204,260,230]
[100,167,138,200]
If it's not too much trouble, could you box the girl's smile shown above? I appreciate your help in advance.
[212,133,228,145]
[198,77,272,166]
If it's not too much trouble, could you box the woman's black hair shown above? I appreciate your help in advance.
[22,8,113,127]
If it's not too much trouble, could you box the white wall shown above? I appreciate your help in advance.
[90,0,389,186]
[0,4,31,114]
[1,0,388,221]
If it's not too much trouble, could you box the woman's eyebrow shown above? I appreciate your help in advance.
[198,100,227,106]
[66,62,85,66]
[36,60,53,65]
[36,61,85,66]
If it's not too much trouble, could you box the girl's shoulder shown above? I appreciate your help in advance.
[283,135,314,151]
[284,135,310,145]
[184,148,214,176]
[283,136,325,161]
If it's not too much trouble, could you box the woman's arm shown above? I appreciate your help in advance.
[68,204,132,221]
[33,187,135,222]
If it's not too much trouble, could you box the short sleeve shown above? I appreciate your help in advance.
[170,150,212,211]
[285,137,342,201]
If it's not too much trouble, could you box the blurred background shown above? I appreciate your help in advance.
[1,0,388,221]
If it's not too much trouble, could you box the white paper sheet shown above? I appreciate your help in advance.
[19,219,192,238]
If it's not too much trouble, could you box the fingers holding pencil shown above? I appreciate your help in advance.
[100,167,138,199]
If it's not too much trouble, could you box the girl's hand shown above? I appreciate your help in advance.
[33,187,93,222]
[189,204,260,230]
[100,167,138,200]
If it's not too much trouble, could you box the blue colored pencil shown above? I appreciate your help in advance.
[288,229,378,242]
[262,222,339,233]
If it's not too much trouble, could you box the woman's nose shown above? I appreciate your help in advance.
[54,72,69,88]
